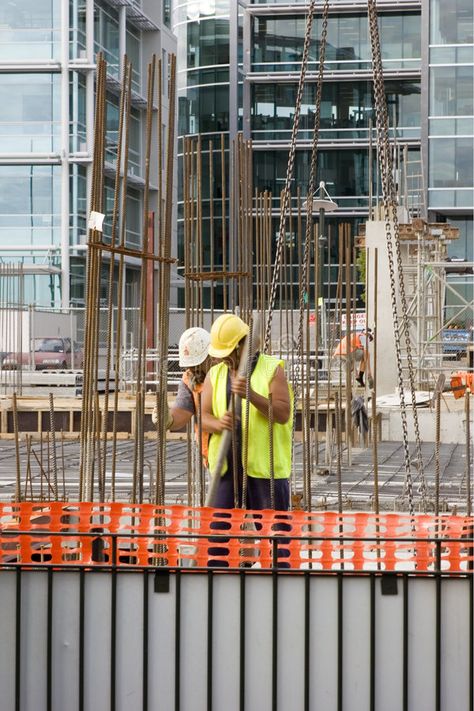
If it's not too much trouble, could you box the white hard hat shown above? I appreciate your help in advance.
[178,327,210,368]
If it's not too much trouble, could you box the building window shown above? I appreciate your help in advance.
[430,0,474,45]
[94,4,120,79]
[126,29,141,94]
[0,165,60,246]
[69,72,87,153]
[429,137,474,188]
[163,0,172,29]
[179,85,229,135]
[0,0,60,61]
[252,13,421,71]
[251,81,420,138]
[430,66,474,117]
[0,73,60,153]
[69,164,87,246]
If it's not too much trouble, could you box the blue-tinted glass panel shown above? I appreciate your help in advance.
[430,45,474,64]
[70,164,87,245]
[179,85,229,134]
[0,165,60,245]
[251,80,420,140]
[429,117,474,136]
[69,0,87,59]
[430,67,474,117]
[179,17,229,70]
[94,5,120,78]
[251,13,421,71]
[0,0,60,60]
[430,0,473,44]
[70,72,87,152]
[0,74,60,152]
[429,137,474,188]
[429,188,474,208]
[126,29,141,94]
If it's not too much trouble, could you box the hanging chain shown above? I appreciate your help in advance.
[264,0,318,352]
[295,0,330,508]
[368,0,426,514]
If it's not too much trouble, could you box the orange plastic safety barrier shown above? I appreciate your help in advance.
[451,371,474,399]
[0,502,472,573]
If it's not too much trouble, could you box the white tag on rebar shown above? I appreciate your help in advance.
[88,211,105,232]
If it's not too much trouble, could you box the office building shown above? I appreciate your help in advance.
[0,0,176,308]
[175,0,473,308]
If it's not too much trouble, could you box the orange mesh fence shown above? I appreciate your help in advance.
[0,502,472,573]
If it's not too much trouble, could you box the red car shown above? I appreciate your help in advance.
[2,338,84,370]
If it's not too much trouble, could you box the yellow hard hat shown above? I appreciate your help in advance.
[208,314,250,358]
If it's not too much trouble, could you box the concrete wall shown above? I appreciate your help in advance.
[365,221,399,396]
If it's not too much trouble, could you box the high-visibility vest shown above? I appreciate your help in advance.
[333,333,364,357]
[182,371,209,464]
[207,354,293,479]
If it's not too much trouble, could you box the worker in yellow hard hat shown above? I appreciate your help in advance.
[201,313,293,511]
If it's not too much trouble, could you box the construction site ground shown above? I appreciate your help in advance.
[0,437,469,514]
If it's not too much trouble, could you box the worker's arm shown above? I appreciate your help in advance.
[152,378,195,430]
[168,407,193,431]
[231,366,291,424]
[200,373,233,433]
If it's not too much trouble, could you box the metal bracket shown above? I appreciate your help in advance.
[154,570,170,593]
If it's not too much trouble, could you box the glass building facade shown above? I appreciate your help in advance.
[0,0,176,307]
[175,0,473,309]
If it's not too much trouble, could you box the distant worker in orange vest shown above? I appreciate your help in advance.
[152,327,211,464]
[333,327,374,387]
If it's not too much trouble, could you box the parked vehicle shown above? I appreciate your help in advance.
[2,338,83,370]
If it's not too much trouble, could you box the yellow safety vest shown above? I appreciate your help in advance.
[207,354,293,479]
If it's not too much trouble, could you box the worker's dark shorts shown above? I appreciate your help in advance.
[213,470,290,511]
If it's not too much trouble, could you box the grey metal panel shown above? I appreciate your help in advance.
[408,579,436,710]
[116,574,143,711]
[310,577,338,711]
[441,579,470,711]
[20,571,48,711]
[0,571,17,711]
[180,574,208,711]
[277,576,305,709]
[212,574,241,711]
[51,573,80,711]
[375,578,404,711]
[245,576,273,710]
[84,574,112,711]
[343,578,371,711]
[148,573,176,711]
[0,570,470,711]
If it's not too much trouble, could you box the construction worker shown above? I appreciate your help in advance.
[333,327,373,387]
[152,327,211,462]
[201,313,293,510]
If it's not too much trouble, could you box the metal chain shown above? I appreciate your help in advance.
[294,0,330,508]
[368,0,426,516]
[264,0,318,352]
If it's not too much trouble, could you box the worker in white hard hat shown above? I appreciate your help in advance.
[201,313,293,511]
[152,327,211,463]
